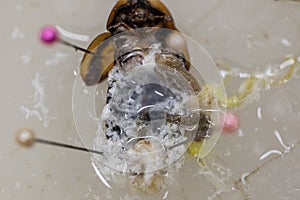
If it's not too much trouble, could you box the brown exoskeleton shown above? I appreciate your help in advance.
[80,0,190,85]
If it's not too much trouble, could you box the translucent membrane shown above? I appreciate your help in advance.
[217,56,299,109]
[72,28,225,193]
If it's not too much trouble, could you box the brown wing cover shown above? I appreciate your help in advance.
[80,32,114,85]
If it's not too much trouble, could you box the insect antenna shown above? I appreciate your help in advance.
[16,128,103,155]
[40,25,94,55]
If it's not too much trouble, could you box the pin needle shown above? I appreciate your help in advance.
[16,128,103,155]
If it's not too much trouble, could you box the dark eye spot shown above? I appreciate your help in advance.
[133,8,148,21]
[136,10,145,18]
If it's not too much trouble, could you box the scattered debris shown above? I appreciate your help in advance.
[241,172,250,185]
[194,160,233,200]
[281,38,291,47]
[274,130,291,153]
[259,149,282,160]
[73,70,78,77]
[20,51,32,64]
[55,25,90,42]
[20,73,57,127]
[11,27,24,39]
[91,162,112,189]
[259,130,292,160]
[257,106,262,120]
[45,52,68,66]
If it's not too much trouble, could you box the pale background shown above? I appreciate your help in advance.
[1,0,300,199]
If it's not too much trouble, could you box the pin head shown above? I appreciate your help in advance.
[16,128,35,147]
[40,25,58,44]
[223,112,239,133]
